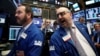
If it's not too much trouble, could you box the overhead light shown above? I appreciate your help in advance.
[42,0,45,1]
[33,1,38,5]
[68,1,73,7]
[55,0,58,4]
[68,1,73,4]
[58,2,60,4]
[45,0,49,2]
[85,0,95,5]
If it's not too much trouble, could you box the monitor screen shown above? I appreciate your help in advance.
[32,17,43,28]
[95,0,100,3]
[0,14,6,26]
[86,7,100,20]
[9,26,22,40]
[73,10,85,21]
[72,3,80,11]
[13,0,25,7]
[32,7,42,16]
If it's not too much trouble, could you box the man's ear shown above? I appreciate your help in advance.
[27,13,31,19]
[70,12,72,16]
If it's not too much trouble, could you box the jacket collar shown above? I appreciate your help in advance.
[58,26,67,37]
[74,22,98,55]
[17,23,34,42]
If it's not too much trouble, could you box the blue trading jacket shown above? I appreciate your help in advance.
[7,23,44,56]
[49,22,98,56]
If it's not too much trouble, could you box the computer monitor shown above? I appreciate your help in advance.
[86,7,100,20]
[0,14,7,26]
[32,7,42,16]
[72,3,80,11]
[73,10,85,21]
[95,0,100,3]
[32,17,43,28]
[9,26,22,40]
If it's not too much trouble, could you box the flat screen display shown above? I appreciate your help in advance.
[0,17,5,24]
[0,14,6,26]
[9,26,22,40]
[86,7,100,20]
[32,17,43,28]
[95,0,100,3]
[73,3,80,11]
[32,7,42,16]
[73,10,85,21]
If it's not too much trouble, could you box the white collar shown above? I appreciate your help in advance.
[23,21,33,31]
[71,22,76,28]
[64,22,76,33]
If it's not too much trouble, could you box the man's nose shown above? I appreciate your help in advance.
[15,13,18,17]
[58,15,62,19]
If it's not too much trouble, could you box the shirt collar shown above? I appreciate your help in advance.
[71,22,76,29]
[23,21,33,31]
[64,22,76,31]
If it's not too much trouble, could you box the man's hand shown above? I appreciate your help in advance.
[16,50,24,56]
[95,43,100,48]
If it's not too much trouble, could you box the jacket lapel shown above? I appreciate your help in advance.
[74,22,98,55]
[58,27,74,45]
[17,23,33,43]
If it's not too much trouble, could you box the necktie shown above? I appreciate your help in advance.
[97,31,100,43]
[70,27,87,56]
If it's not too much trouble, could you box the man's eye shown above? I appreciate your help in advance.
[60,12,65,16]
[16,11,22,14]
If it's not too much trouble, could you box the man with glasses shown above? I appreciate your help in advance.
[49,7,98,56]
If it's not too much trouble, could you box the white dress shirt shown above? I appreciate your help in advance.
[68,23,96,56]
[17,21,33,41]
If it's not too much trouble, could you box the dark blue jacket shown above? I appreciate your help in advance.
[49,22,98,56]
[8,23,44,56]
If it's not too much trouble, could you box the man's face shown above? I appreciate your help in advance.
[94,24,100,31]
[56,7,72,28]
[15,6,27,25]
[80,18,85,23]
[45,20,50,26]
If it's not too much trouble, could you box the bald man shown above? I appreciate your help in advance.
[49,7,98,56]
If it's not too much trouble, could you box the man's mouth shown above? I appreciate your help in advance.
[60,19,66,24]
[16,17,19,19]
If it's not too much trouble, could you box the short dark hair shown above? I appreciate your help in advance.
[79,17,85,21]
[94,23,100,28]
[53,21,58,25]
[19,4,33,18]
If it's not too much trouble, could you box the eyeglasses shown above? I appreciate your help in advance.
[56,11,69,17]
[46,22,50,23]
